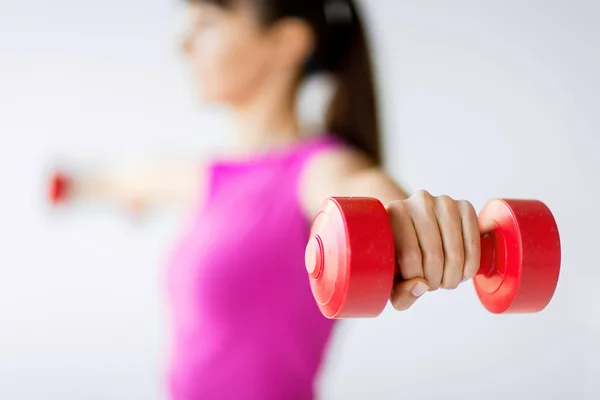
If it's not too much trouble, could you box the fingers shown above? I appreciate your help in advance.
[390,278,429,311]
[405,191,444,290]
[458,200,481,281]
[435,196,465,290]
[387,201,422,281]
[388,191,482,312]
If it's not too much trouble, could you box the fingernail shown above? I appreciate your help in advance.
[412,282,429,297]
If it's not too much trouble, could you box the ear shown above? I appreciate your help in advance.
[268,18,315,71]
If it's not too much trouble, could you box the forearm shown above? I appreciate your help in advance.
[52,158,200,210]
[72,164,148,206]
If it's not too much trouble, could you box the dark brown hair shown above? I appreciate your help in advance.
[190,0,381,164]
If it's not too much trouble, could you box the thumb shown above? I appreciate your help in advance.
[390,278,429,311]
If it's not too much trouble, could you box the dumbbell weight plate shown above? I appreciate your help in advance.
[306,198,396,319]
[474,199,561,314]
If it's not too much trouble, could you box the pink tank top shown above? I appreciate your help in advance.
[166,135,342,399]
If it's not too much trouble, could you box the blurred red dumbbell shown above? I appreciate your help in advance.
[48,171,72,206]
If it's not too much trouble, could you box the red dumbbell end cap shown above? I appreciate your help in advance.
[474,199,561,314]
[306,197,396,319]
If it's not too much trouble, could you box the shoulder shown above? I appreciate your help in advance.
[298,138,408,217]
[298,141,376,216]
[302,143,374,183]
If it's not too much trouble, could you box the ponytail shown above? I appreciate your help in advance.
[304,0,381,165]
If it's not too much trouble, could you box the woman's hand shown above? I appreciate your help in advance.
[387,190,481,311]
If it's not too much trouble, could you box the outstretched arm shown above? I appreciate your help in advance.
[50,157,203,212]
[299,147,481,311]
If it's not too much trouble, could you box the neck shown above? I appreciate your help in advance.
[229,76,303,156]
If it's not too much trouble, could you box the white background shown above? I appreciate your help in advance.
[1,0,598,399]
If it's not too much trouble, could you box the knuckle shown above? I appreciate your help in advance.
[387,199,402,210]
[437,195,457,213]
[414,189,430,198]
[458,199,476,214]
[438,194,454,205]
[387,200,406,216]
[426,250,444,268]
[399,247,422,267]
[412,190,433,205]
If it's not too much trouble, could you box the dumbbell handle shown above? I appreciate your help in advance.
[479,233,497,278]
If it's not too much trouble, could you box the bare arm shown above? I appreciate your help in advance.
[54,157,203,211]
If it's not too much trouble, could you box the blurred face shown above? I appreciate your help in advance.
[181,2,275,106]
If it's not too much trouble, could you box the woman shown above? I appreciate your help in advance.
[52,0,481,398]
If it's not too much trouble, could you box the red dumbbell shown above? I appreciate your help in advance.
[305,197,561,318]
[48,171,72,206]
